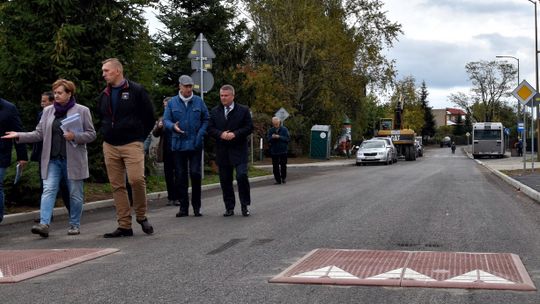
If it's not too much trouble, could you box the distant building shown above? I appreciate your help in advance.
[432,108,466,128]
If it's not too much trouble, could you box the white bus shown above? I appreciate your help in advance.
[472,122,505,159]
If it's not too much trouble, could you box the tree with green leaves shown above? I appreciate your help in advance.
[0,0,159,185]
[453,114,465,136]
[449,60,517,122]
[389,76,423,132]
[419,81,436,140]
[245,0,401,149]
[154,0,249,106]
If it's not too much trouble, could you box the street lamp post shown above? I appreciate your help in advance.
[496,55,520,112]
[528,0,538,170]
[496,55,524,170]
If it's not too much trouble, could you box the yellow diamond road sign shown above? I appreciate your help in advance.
[512,80,537,106]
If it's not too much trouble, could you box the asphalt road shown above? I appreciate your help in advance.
[1,147,539,303]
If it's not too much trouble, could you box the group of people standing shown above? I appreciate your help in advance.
[0,57,284,239]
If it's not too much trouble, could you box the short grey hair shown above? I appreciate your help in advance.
[220,84,235,95]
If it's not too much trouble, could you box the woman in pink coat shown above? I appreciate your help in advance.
[3,79,96,237]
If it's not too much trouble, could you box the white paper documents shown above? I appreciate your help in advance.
[60,113,82,147]
[14,163,22,184]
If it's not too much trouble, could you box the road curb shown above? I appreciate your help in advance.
[0,175,274,226]
[466,150,540,203]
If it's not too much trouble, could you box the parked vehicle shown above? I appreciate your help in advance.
[415,136,423,157]
[376,99,417,161]
[373,137,398,163]
[356,139,395,166]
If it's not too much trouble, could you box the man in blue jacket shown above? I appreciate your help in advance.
[163,75,209,217]
[0,98,28,223]
[267,116,290,184]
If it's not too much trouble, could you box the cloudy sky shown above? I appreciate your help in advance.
[383,0,537,109]
[145,0,537,109]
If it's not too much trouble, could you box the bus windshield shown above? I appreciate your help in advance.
[474,130,501,140]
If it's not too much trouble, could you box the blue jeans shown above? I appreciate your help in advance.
[40,159,84,227]
[0,167,6,223]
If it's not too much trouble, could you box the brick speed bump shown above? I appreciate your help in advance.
[270,249,536,291]
[0,248,119,283]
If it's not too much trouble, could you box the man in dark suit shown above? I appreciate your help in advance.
[208,84,253,217]
[0,98,28,223]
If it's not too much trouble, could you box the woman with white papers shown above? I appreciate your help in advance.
[2,79,96,237]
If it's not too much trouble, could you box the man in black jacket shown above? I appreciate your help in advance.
[0,98,28,223]
[208,85,253,217]
[97,58,155,238]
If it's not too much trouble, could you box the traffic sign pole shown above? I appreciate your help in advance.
[188,33,216,178]
[512,80,537,172]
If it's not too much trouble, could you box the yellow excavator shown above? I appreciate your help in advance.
[376,101,417,161]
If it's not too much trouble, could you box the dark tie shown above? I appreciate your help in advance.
[225,106,231,119]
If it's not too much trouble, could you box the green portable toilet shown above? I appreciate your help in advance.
[310,125,331,159]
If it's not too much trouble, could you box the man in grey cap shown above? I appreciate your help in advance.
[163,75,209,217]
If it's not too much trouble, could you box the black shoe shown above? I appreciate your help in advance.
[282,179,286,184]
[223,210,234,217]
[274,181,281,185]
[241,206,250,217]
[136,218,154,235]
[104,228,133,238]
[193,210,202,217]
[176,212,189,217]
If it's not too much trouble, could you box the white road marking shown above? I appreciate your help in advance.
[445,270,515,284]
[292,266,358,279]
[366,268,435,281]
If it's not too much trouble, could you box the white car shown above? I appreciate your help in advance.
[372,137,398,163]
[356,140,395,166]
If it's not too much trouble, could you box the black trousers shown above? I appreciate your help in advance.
[218,162,250,211]
[163,148,178,201]
[271,154,287,183]
[174,150,202,213]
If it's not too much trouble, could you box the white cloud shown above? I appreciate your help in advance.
[383,0,538,108]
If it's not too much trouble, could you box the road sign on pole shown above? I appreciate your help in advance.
[191,70,214,93]
[188,33,216,99]
[274,107,290,123]
[188,33,216,179]
[512,79,537,106]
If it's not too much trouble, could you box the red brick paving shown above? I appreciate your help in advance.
[0,248,119,283]
[269,249,536,291]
